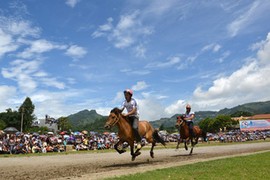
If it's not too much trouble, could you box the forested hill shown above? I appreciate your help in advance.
[66,100,270,131]
[150,100,270,129]
[68,109,104,129]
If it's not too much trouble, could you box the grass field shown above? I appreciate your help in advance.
[105,151,270,180]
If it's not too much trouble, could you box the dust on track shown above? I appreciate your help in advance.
[1,142,269,180]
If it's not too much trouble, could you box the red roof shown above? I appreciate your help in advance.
[249,114,270,119]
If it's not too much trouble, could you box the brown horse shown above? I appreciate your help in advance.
[104,107,166,161]
[175,115,206,155]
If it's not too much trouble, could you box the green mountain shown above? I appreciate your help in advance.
[68,109,105,130]
[66,100,270,132]
[150,100,270,129]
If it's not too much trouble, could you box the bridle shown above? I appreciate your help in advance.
[106,113,120,128]
[175,116,185,127]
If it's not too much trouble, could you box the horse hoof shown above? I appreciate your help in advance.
[135,151,141,156]
[132,156,136,161]
[150,152,154,158]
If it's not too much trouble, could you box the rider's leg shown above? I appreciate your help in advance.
[131,116,142,149]
[188,121,195,138]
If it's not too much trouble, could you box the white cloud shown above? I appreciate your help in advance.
[65,0,80,8]
[134,44,146,58]
[138,98,166,120]
[18,39,66,59]
[65,45,87,59]
[0,29,18,57]
[227,1,268,37]
[0,16,41,38]
[0,85,17,111]
[2,59,66,93]
[190,32,270,111]
[145,56,181,69]
[164,99,186,115]
[132,81,149,91]
[92,11,153,49]
[202,43,221,53]
[92,17,113,38]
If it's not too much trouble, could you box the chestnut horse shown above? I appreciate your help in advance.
[104,107,166,161]
[175,115,206,155]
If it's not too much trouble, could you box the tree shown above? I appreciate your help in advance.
[230,111,253,117]
[199,115,237,133]
[57,117,72,132]
[0,119,6,129]
[19,97,36,132]
[0,108,20,129]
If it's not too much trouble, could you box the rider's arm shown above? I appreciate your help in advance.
[184,114,195,121]
[125,107,137,116]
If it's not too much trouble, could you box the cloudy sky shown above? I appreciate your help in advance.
[1,0,270,121]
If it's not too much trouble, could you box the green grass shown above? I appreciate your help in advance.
[105,151,270,180]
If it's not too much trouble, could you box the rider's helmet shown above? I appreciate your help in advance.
[123,89,133,96]
[186,104,191,109]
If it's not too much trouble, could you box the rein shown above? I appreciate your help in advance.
[108,113,121,127]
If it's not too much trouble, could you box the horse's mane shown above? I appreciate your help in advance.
[110,107,129,121]
[110,107,121,114]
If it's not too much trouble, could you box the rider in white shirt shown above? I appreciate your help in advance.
[183,104,195,138]
[120,89,142,149]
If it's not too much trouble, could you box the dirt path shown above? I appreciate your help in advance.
[1,142,270,180]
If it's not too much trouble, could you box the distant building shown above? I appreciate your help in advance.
[32,115,58,133]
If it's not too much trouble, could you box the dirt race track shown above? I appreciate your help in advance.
[1,142,270,180]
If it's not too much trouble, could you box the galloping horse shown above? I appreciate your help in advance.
[175,115,206,155]
[104,107,166,161]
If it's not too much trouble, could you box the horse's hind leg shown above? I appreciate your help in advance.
[184,140,188,151]
[150,142,156,158]
[189,146,194,155]
[189,138,195,155]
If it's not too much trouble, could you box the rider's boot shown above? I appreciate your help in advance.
[133,128,142,149]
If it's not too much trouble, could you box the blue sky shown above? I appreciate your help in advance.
[1,0,270,121]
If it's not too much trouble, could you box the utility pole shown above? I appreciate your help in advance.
[21,107,24,132]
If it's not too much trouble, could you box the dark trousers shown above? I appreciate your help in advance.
[128,116,141,142]
[187,121,195,137]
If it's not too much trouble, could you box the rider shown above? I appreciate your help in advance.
[120,89,142,149]
[183,104,195,138]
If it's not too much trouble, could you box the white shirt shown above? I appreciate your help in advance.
[185,111,195,121]
[121,98,139,116]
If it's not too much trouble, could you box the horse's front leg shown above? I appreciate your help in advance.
[114,140,126,154]
[176,137,181,150]
[129,140,141,161]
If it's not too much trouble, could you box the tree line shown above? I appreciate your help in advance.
[0,96,252,134]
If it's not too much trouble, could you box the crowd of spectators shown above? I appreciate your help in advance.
[207,129,269,143]
[0,129,269,155]
[0,131,118,154]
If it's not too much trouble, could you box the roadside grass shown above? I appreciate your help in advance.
[1,139,269,158]
[105,151,270,180]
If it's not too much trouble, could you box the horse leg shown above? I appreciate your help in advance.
[176,138,181,150]
[114,140,126,154]
[184,139,188,151]
[130,141,141,161]
[189,138,195,155]
[150,142,156,158]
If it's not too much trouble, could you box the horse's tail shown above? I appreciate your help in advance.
[202,130,207,142]
[152,129,166,147]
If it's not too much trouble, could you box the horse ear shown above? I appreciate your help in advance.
[111,107,120,115]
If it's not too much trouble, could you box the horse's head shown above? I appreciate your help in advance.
[175,115,185,128]
[104,107,121,129]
